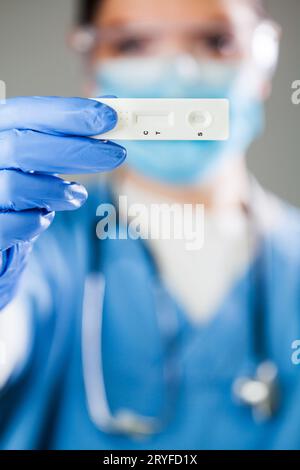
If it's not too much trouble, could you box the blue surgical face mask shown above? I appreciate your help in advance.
[93,56,264,185]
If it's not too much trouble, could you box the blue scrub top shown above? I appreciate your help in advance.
[1,182,300,450]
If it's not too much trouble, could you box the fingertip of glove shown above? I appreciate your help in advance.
[107,143,127,168]
[68,182,89,209]
[97,103,118,134]
[87,100,118,135]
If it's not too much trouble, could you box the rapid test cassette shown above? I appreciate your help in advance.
[92,98,229,141]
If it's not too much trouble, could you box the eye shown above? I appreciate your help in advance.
[113,36,149,55]
[203,32,238,56]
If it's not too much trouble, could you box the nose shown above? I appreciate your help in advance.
[171,54,203,79]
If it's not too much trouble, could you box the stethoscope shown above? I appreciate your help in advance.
[81,182,280,437]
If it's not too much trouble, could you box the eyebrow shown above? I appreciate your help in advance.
[97,16,139,28]
[98,14,237,31]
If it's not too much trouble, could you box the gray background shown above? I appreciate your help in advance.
[0,0,299,206]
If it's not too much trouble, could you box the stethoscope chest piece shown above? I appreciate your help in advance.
[233,361,279,422]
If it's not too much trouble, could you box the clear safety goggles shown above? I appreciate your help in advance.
[71,19,280,73]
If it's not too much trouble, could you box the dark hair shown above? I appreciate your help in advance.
[77,0,266,26]
[77,0,103,25]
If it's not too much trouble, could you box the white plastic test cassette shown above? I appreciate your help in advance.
[92,98,229,141]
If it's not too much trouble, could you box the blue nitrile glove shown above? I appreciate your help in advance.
[0,96,126,309]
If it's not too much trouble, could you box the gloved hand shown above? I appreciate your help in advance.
[0,96,126,309]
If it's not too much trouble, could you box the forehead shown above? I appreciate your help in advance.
[95,0,257,26]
